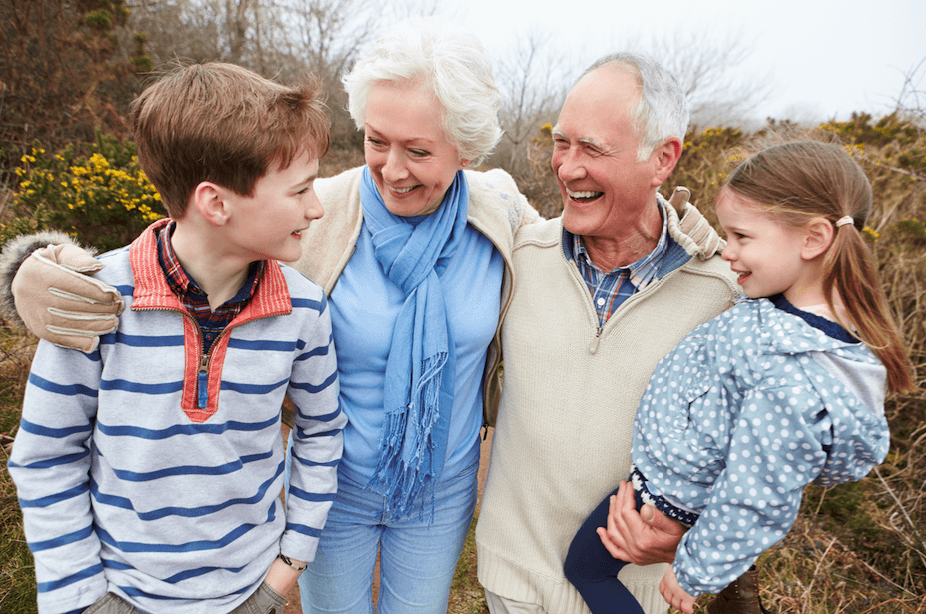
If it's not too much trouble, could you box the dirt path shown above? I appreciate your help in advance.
[283,431,493,613]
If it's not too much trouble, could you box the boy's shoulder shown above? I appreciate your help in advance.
[277,261,328,311]
[94,244,133,287]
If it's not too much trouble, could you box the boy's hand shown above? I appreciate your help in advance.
[263,556,305,597]
[595,480,685,565]
[659,566,696,614]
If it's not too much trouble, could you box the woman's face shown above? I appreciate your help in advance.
[363,80,467,217]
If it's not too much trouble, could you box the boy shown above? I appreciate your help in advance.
[8,63,346,613]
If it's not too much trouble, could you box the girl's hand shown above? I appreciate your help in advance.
[659,567,696,614]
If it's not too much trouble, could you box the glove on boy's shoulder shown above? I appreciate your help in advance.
[0,231,89,329]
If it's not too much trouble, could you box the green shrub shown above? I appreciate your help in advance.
[2,136,163,252]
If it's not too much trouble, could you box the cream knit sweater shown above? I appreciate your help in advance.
[476,213,739,614]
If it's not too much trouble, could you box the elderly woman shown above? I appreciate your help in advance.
[283,19,538,613]
[1,18,538,614]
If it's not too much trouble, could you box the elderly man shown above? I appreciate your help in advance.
[475,52,738,614]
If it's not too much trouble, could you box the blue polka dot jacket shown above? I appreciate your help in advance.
[633,294,889,596]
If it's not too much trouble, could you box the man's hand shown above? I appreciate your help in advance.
[595,480,685,566]
[12,244,124,352]
[263,556,305,598]
[660,566,696,614]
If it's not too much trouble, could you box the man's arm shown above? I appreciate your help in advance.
[596,480,686,566]
[7,341,107,613]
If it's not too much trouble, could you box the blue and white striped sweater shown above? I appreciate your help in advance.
[9,223,345,614]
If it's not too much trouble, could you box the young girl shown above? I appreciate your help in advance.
[564,141,914,614]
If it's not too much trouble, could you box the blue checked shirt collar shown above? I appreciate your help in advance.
[564,201,669,327]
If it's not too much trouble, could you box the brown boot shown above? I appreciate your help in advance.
[706,566,770,614]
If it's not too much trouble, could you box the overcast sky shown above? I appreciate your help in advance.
[450,0,925,123]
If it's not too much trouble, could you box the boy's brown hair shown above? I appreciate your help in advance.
[130,62,330,218]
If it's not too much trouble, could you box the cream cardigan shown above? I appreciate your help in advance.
[476,212,739,614]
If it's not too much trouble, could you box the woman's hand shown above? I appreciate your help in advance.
[8,242,123,351]
[595,480,685,565]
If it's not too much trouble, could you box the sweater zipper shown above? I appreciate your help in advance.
[564,256,605,355]
[197,351,210,409]
[195,311,283,409]
[589,326,603,354]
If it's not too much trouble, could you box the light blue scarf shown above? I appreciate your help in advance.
[360,166,469,518]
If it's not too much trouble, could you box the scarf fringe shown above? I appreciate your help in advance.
[369,353,447,519]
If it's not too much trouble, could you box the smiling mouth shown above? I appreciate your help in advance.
[566,187,603,203]
[736,271,751,284]
[391,185,418,195]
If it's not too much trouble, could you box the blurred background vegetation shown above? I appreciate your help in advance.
[0,1,924,612]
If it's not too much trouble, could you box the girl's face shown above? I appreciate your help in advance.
[363,80,467,217]
[716,187,815,303]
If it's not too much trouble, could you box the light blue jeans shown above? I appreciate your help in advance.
[285,439,478,614]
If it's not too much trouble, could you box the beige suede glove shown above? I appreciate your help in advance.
[668,187,725,260]
[12,244,124,352]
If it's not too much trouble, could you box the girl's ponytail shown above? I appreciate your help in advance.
[822,219,913,393]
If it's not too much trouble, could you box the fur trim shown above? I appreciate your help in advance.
[0,231,92,329]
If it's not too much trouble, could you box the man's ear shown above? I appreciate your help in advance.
[651,136,683,188]
[802,217,835,260]
[192,181,231,227]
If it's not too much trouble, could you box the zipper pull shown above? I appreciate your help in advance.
[589,326,602,354]
[197,354,209,408]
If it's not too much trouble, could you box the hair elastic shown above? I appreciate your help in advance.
[835,216,854,228]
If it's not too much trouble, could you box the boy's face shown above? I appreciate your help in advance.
[226,148,323,263]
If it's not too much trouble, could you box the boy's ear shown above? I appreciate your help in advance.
[801,217,835,260]
[192,181,231,226]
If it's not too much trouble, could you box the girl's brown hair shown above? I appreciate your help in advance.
[725,140,914,394]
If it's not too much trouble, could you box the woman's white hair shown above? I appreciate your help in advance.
[583,51,690,161]
[342,17,503,166]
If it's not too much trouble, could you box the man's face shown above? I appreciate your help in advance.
[551,67,664,241]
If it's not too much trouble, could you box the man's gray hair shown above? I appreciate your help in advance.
[342,17,503,166]
[583,52,689,161]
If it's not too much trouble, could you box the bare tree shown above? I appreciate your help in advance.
[126,0,288,71]
[893,56,926,129]
[490,31,572,174]
[638,30,772,129]
[276,0,377,77]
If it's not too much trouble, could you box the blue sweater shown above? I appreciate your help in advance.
[633,295,889,596]
[9,221,346,614]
